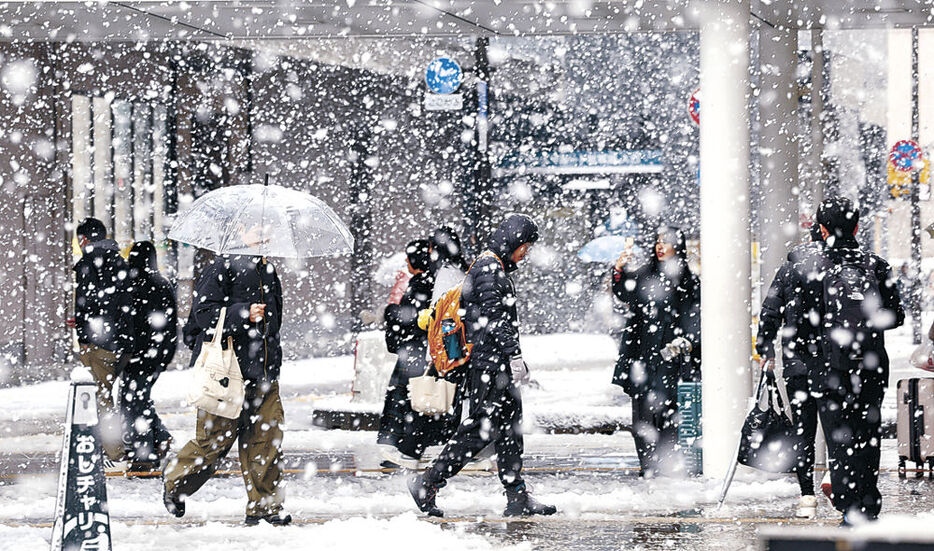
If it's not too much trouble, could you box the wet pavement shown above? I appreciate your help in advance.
[6,441,934,550]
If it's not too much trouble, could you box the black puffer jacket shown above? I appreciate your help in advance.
[461,214,539,367]
[384,270,435,384]
[611,228,701,397]
[192,255,283,382]
[756,241,825,378]
[127,244,178,372]
[73,238,133,354]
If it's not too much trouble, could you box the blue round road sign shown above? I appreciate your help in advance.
[425,57,462,95]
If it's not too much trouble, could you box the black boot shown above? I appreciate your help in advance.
[407,473,444,517]
[162,484,185,518]
[245,513,292,526]
[503,484,556,517]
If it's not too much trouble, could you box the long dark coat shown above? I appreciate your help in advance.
[127,261,178,374]
[611,244,701,398]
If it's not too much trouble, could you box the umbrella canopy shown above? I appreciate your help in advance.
[577,235,633,264]
[169,184,354,258]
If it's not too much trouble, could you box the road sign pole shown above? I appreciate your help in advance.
[912,27,923,345]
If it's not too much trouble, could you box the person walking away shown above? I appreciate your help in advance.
[611,225,700,478]
[123,241,177,471]
[813,197,903,524]
[755,224,825,518]
[378,239,454,467]
[163,224,289,526]
[408,213,556,518]
[429,225,471,304]
[69,217,134,463]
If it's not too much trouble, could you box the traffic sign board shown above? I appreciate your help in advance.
[689,88,700,125]
[889,139,922,172]
[425,57,462,95]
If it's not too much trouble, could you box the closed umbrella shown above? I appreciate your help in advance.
[169,183,353,258]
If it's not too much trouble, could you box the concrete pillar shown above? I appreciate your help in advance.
[807,30,825,208]
[759,27,800,290]
[697,0,753,476]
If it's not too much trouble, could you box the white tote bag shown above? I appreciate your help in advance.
[408,366,457,415]
[187,307,245,419]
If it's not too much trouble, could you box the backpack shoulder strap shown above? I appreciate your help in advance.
[466,251,505,275]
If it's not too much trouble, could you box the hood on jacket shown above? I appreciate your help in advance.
[489,213,540,272]
[128,240,158,277]
[405,239,432,273]
[430,225,469,273]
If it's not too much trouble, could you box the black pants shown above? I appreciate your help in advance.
[816,370,885,519]
[631,389,678,476]
[785,375,818,496]
[427,361,524,490]
[121,361,171,462]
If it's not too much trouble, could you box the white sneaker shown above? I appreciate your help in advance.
[795,495,818,519]
[103,458,128,475]
[377,444,419,469]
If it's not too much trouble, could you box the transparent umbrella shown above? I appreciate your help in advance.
[169,183,354,258]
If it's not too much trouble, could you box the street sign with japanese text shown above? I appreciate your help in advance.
[51,382,111,551]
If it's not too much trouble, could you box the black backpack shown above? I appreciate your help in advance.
[821,252,883,370]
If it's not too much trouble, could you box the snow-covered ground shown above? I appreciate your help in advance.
[3,326,934,550]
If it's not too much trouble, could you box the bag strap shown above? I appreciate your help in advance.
[765,370,786,411]
[211,307,227,346]
[465,251,505,275]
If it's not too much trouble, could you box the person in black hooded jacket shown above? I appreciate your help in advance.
[408,213,556,518]
[377,239,457,466]
[611,225,700,477]
[755,224,824,518]
[124,240,177,468]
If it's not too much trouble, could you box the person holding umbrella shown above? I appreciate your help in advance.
[611,225,700,477]
[162,179,354,526]
[163,224,288,525]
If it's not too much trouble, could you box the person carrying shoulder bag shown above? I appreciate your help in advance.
[163,238,290,527]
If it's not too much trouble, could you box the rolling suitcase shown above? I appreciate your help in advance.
[896,378,934,478]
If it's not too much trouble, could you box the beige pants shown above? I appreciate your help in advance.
[78,345,126,461]
[164,381,285,517]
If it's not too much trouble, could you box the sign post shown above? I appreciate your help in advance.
[51,381,112,551]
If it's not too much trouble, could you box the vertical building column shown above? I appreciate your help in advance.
[759,27,800,289]
[698,0,753,476]
[807,30,826,208]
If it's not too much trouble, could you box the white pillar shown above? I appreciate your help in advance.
[698,0,753,476]
[759,26,800,291]
[808,30,825,207]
